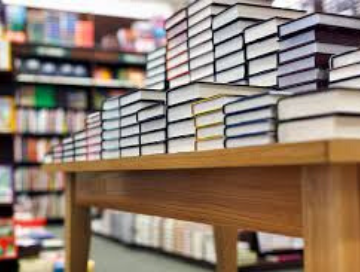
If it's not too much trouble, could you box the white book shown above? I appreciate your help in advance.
[331,76,360,88]
[63,156,74,163]
[120,135,140,148]
[283,82,322,93]
[121,113,137,128]
[167,42,188,60]
[249,53,278,75]
[279,69,327,89]
[244,17,289,44]
[141,118,166,134]
[88,135,102,146]
[197,137,224,151]
[188,17,213,38]
[193,95,241,115]
[330,63,360,82]
[279,13,360,38]
[246,36,279,60]
[331,48,360,69]
[189,40,214,59]
[213,19,257,45]
[145,74,166,87]
[278,55,321,76]
[279,115,360,143]
[168,119,196,138]
[201,75,215,82]
[191,64,214,81]
[103,139,120,150]
[147,56,166,70]
[197,124,225,139]
[141,143,166,156]
[214,35,244,59]
[189,29,213,48]
[121,124,140,137]
[249,70,278,87]
[88,153,101,161]
[226,119,275,137]
[88,144,101,153]
[147,82,166,91]
[167,51,189,70]
[75,147,87,155]
[165,9,187,30]
[141,130,166,145]
[120,101,158,117]
[168,32,188,50]
[103,96,120,111]
[121,146,140,157]
[188,0,272,16]
[121,90,166,107]
[190,51,214,70]
[103,129,121,140]
[213,4,304,30]
[75,139,87,148]
[146,65,166,78]
[195,110,224,127]
[279,43,356,64]
[167,82,267,106]
[102,150,121,160]
[167,20,188,39]
[168,136,196,154]
[216,65,245,83]
[75,155,86,162]
[216,50,245,72]
[226,107,274,126]
[102,109,120,120]
[147,47,166,62]
[88,126,102,137]
[224,92,285,115]
[138,104,165,123]
[169,74,191,89]
[279,30,317,52]
[168,103,194,123]
[278,88,360,121]
[74,131,86,141]
[168,62,190,79]
[226,133,275,148]
[189,4,227,26]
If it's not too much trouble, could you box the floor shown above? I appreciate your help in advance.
[51,227,302,272]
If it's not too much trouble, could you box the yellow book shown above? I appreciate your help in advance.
[0,96,15,133]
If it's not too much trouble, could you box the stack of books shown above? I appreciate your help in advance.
[145,47,167,90]
[74,130,87,162]
[278,13,360,93]
[193,95,242,151]
[188,3,228,83]
[224,92,287,148]
[278,88,360,143]
[244,18,289,87]
[330,48,360,88]
[86,112,102,161]
[138,103,167,155]
[62,136,74,163]
[212,4,304,84]
[167,82,267,153]
[166,9,191,89]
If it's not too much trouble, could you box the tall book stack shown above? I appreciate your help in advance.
[145,47,167,90]
[224,92,287,148]
[278,88,360,143]
[167,82,266,153]
[74,130,87,162]
[86,112,102,161]
[166,9,191,89]
[329,48,360,88]
[212,4,304,84]
[188,3,229,83]
[278,13,360,93]
[138,103,167,155]
[62,136,74,163]
[244,18,289,87]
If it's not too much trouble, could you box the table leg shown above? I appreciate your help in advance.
[65,174,91,272]
[214,226,238,272]
[302,164,360,272]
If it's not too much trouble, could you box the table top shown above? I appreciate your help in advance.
[43,140,360,173]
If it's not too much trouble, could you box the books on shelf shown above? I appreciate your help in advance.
[278,88,360,143]
[146,47,167,90]
[0,97,16,133]
[0,166,13,204]
[15,137,59,164]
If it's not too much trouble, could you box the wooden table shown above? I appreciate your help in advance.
[43,140,360,272]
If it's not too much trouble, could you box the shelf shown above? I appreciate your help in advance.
[16,190,64,196]
[17,74,137,88]
[16,162,42,167]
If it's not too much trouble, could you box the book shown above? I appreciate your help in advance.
[212,4,304,31]
[278,54,329,76]
[330,63,360,82]
[137,103,166,123]
[120,135,140,148]
[165,8,187,30]
[167,20,188,40]
[121,113,139,128]
[214,35,244,59]
[331,48,360,69]
[225,106,275,126]
[278,68,328,89]
[168,32,188,50]
[0,97,15,133]
[190,64,214,81]
[216,65,245,83]
[188,17,213,38]
[168,102,195,123]
[167,52,189,70]
[145,74,167,87]
[197,137,224,151]
[282,81,327,93]
[147,82,166,91]
[103,139,120,151]
[167,82,267,106]
[278,88,360,121]
[168,63,190,80]
[102,149,121,160]
[147,56,166,70]
[168,118,196,138]
[146,65,166,79]
[102,109,120,120]
[225,119,275,137]
[120,89,166,107]
[190,51,214,70]
[189,40,214,60]
[147,47,166,62]
[189,29,213,48]
[120,101,159,117]
[140,117,166,134]
[197,124,224,139]
[216,50,245,72]
[244,17,289,44]
[169,74,191,88]
[168,42,188,60]
[141,142,167,155]
[102,96,121,111]
[249,70,278,87]
[121,124,140,138]
[248,53,278,75]
[193,95,242,116]
[278,114,360,143]
[246,36,279,60]
[140,129,166,145]
[168,136,196,154]
[189,4,228,26]
[195,109,225,127]
[103,119,121,131]
[121,146,140,157]
[279,13,360,38]
[331,76,360,88]
[225,132,275,148]
[0,166,12,204]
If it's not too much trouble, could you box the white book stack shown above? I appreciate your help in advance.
[74,130,87,162]
[62,136,75,163]
[244,18,290,87]
[188,3,229,83]
[137,103,167,155]
[145,47,167,90]
[278,88,360,143]
[193,95,243,151]
[166,9,191,89]
[329,48,360,88]
[213,4,304,84]
[224,91,287,148]
[119,90,166,157]
[86,112,102,161]
[167,82,268,154]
